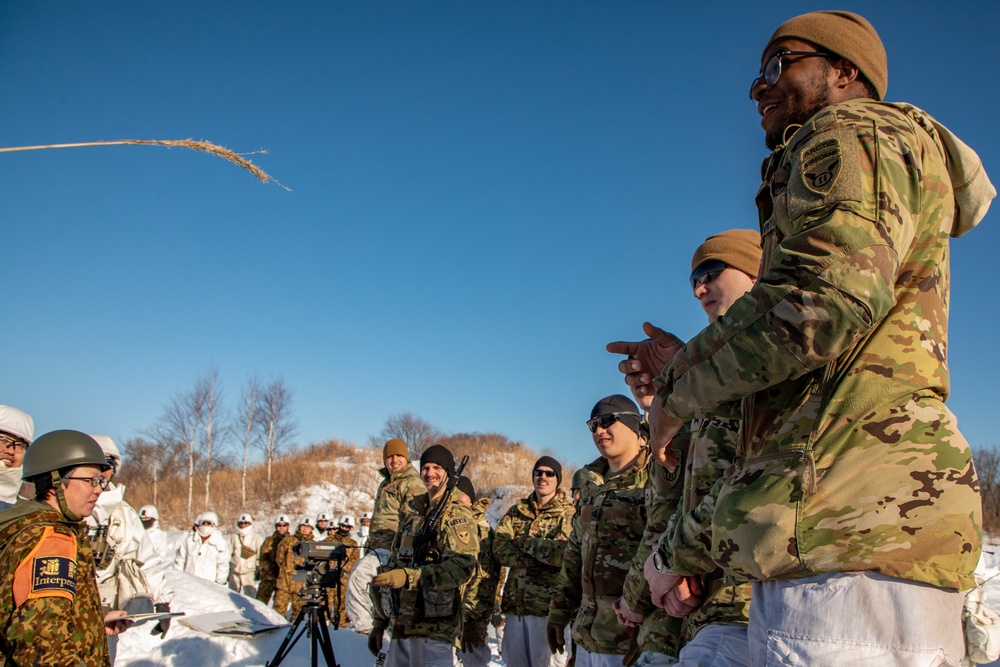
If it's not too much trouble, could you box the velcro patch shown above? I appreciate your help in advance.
[801,138,842,194]
[13,526,78,606]
[456,530,471,544]
[448,517,469,527]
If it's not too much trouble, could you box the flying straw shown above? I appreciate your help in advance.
[0,138,289,190]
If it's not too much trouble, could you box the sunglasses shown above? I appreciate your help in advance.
[237,521,251,526]
[750,50,832,99]
[63,475,111,490]
[199,521,215,527]
[586,412,639,433]
[533,469,557,479]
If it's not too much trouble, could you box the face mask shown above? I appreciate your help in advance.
[237,525,253,537]
[197,525,215,538]
[359,526,370,537]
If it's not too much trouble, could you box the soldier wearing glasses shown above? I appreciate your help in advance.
[493,456,575,667]
[0,430,131,665]
[0,405,34,507]
[547,396,649,667]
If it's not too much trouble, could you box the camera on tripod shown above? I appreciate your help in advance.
[291,541,347,590]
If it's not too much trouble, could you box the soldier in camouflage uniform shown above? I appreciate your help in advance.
[570,467,602,508]
[611,11,993,666]
[633,232,759,667]
[256,514,290,605]
[368,438,427,552]
[0,430,131,666]
[369,444,479,667]
[548,396,649,667]
[273,516,315,620]
[456,476,501,667]
[323,515,359,628]
[494,456,575,667]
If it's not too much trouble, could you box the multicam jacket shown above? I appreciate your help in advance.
[655,100,992,590]
[322,531,360,582]
[368,462,426,552]
[659,418,752,643]
[549,449,649,655]
[0,502,110,666]
[621,446,685,657]
[461,498,501,648]
[493,490,574,617]
[380,488,479,645]
[275,529,313,593]
[258,530,285,581]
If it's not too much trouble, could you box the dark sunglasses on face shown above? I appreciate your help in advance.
[690,260,728,289]
[586,412,639,433]
[533,469,557,478]
[749,50,832,99]
[199,521,215,526]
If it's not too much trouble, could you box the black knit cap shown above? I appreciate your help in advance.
[590,394,642,436]
[533,455,563,486]
[457,475,476,501]
[419,444,455,473]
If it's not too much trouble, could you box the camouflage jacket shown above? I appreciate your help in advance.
[276,530,313,593]
[258,530,285,580]
[322,531,359,581]
[0,502,110,667]
[549,449,649,655]
[621,448,685,657]
[494,490,575,617]
[659,418,752,643]
[381,488,479,645]
[368,462,425,552]
[462,498,501,643]
[655,101,991,590]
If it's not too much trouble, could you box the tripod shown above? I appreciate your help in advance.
[266,587,339,667]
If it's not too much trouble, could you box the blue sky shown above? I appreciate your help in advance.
[2,1,998,468]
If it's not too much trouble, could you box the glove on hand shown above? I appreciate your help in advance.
[368,626,385,657]
[546,621,566,655]
[150,603,171,638]
[372,569,408,589]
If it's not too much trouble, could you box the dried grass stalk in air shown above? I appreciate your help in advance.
[0,138,289,190]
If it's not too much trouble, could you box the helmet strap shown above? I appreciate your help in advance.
[50,470,82,523]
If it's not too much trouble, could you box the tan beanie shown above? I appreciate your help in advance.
[763,11,887,100]
[691,229,763,279]
[383,438,409,461]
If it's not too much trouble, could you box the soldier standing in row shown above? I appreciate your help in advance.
[369,444,479,666]
[368,438,426,552]
[229,513,263,598]
[0,430,131,665]
[175,511,229,585]
[256,514,290,606]
[547,396,649,667]
[457,475,501,667]
[274,516,314,620]
[494,456,575,667]
[323,514,359,628]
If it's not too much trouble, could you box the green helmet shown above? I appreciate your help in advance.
[571,467,603,491]
[22,430,110,480]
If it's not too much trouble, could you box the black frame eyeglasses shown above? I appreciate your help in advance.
[63,475,111,490]
[586,412,639,433]
[749,50,832,99]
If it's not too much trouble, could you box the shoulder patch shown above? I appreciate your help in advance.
[13,526,78,607]
[787,124,865,223]
[801,138,842,194]
[447,516,469,528]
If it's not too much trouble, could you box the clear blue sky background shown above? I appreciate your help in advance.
[2,1,997,468]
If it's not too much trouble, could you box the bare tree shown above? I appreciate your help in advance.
[196,367,226,509]
[258,376,298,496]
[157,388,203,519]
[974,446,1000,534]
[237,374,263,506]
[119,436,183,506]
[368,412,442,457]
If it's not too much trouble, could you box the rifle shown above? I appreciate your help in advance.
[411,455,469,566]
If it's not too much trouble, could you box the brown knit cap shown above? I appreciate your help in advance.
[383,438,409,461]
[763,11,887,100]
[691,229,762,279]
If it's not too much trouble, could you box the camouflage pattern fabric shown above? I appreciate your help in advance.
[493,490,575,617]
[549,449,649,655]
[380,488,479,646]
[654,100,988,590]
[659,418,752,643]
[461,497,501,650]
[0,502,110,666]
[273,529,313,619]
[368,462,426,552]
[322,532,359,628]
[621,447,685,657]
[256,530,284,604]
